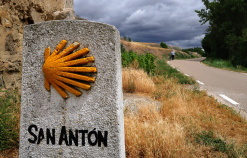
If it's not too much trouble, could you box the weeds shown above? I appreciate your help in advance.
[0,90,20,152]
[203,58,247,73]
[121,50,156,75]
[156,59,196,84]
[194,130,238,157]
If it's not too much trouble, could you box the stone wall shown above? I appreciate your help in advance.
[0,0,75,89]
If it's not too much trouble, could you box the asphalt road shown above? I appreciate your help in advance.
[168,58,247,117]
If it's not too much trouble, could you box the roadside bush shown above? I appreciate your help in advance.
[0,90,20,152]
[121,50,156,75]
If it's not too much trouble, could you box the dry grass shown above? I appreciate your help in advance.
[124,75,247,157]
[121,40,190,59]
[121,40,172,58]
[0,148,18,158]
[122,67,155,94]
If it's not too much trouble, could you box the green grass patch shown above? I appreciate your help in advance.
[156,59,196,84]
[203,58,247,73]
[194,130,246,157]
[0,90,20,152]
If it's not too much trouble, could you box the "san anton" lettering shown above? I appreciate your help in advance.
[28,125,108,147]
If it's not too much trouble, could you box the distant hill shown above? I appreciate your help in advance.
[121,40,195,59]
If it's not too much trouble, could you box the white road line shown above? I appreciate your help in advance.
[196,80,204,85]
[219,94,239,106]
[176,68,180,71]
[185,74,189,76]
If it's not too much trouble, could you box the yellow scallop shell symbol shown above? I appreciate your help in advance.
[42,40,97,99]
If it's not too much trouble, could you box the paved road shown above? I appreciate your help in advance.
[169,58,247,116]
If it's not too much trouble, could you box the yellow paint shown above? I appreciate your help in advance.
[43,40,97,99]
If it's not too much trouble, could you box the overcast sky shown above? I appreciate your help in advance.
[74,0,208,49]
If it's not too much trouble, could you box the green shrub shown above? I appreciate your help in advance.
[121,48,156,75]
[121,44,125,53]
[0,90,20,152]
[160,42,168,48]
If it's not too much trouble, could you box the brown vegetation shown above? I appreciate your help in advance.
[121,40,172,58]
[122,67,155,94]
[0,148,19,158]
[124,69,247,157]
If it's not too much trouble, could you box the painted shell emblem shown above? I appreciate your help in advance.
[42,40,97,99]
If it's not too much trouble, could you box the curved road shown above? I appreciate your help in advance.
[169,58,247,117]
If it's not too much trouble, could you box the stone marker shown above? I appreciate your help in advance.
[20,20,125,157]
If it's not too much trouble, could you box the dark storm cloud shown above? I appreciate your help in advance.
[74,0,208,48]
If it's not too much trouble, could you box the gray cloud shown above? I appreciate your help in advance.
[74,0,208,48]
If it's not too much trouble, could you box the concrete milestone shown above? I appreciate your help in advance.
[20,20,125,157]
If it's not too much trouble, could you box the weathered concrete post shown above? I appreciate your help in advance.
[20,20,125,157]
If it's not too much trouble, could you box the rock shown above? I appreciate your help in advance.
[0,0,75,90]
[0,61,4,72]
[123,93,162,114]
[0,74,4,87]
[53,8,75,20]
[5,61,21,72]
[3,71,21,89]
[20,20,125,158]
[5,34,18,55]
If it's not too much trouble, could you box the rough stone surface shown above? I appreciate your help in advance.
[20,20,125,158]
[0,0,75,90]
[123,93,162,113]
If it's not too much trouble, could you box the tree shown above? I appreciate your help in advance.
[160,42,168,48]
[123,36,127,41]
[196,0,247,67]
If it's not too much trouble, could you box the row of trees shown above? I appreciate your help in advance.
[182,47,205,56]
[123,36,132,42]
[196,0,247,67]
